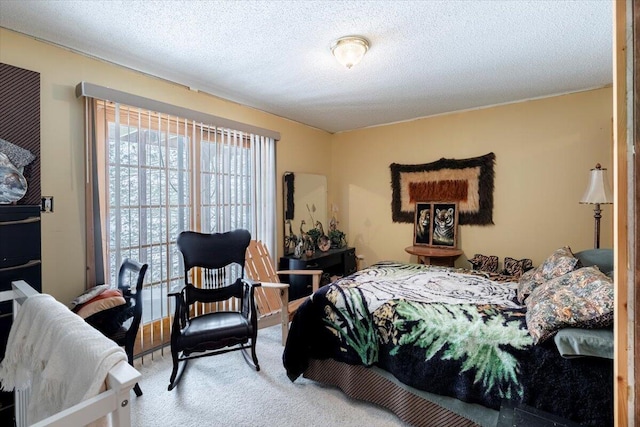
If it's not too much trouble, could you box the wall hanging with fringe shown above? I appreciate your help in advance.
[390,152,495,225]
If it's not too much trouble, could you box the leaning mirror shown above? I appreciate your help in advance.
[283,172,327,255]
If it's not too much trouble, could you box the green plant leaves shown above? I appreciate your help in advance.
[392,301,532,399]
[322,286,378,365]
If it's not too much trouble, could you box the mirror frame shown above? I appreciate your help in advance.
[283,172,327,255]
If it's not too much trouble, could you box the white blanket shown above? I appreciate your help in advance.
[0,294,127,424]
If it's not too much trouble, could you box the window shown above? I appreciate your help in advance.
[87,98,275,354]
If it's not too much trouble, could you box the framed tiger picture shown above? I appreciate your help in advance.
[413,201,459,248]
[413,202,432,246]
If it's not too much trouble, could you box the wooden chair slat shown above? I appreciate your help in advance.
[245,239,321,345]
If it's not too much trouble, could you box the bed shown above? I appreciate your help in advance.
[283,247,614,427]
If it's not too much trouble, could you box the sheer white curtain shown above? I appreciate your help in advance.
[251,134,277,261]
[198,128,276,249]
[199,128,249,233]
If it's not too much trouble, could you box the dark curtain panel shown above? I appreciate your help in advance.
[85,98,104,288]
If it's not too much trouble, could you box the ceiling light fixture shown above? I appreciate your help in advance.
[331,36,369,69]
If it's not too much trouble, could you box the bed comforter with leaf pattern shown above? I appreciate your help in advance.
[283,262,612,426]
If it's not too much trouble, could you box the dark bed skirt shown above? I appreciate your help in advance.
[303,358,498,427]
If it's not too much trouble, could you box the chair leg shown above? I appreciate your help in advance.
[133,383,143,397]
[280,313,288,346]
[168,351,186,391]
[280,288,288,346]
[240,343,260,372]
[251,341,260,372]
[125,345,142,396]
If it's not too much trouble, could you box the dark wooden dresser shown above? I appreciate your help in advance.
[0,205,42,423]
[279,247,356,300]
[0,62,42,424]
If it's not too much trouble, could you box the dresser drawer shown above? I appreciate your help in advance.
[287,252,342,270]
[0,259,41,292]
[0,205,41,268]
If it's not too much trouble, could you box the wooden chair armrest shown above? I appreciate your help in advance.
[261,282,289,289]
[276,269,323,276]
[277,270,322,293]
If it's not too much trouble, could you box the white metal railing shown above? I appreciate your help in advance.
[0,280,141,427]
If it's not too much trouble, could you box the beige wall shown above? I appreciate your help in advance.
[0,29,331,303]
[1,28,613,303]
[331,88,613,268]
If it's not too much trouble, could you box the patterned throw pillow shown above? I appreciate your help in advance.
[516,246,580,304]
[502,257,534,279]
[468,254,498,273]
[76,289,125,319]
[525,266,614,344]
[0,137,36,168]
[70,284,110,309]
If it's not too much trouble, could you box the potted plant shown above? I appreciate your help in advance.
[306,227,322,249]
[328,229,346,249]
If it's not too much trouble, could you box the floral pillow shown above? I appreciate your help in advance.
[517,246,580,304]
[525,266,614,344]
[468,254,498,273]
[502,257,534,279]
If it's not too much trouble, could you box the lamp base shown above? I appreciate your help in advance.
[593,203,602,249]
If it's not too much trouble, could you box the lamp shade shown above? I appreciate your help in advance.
[331,36,369,69]
[580,163,613,204]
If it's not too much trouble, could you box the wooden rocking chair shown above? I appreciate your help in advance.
[245,240,322,345]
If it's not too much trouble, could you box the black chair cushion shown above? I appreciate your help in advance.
[108,326,128,346]
[178,312,251,352]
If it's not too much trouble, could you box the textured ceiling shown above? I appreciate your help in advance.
[0,1,612,134]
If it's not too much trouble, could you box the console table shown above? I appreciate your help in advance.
[405,246,463,267]
[279,247,357,300]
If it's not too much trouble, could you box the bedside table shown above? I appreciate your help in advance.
[404,246,463,267]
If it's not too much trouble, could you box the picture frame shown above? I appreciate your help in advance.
[413,202,432,246]
[413,201,459,248]
[431,202,459,248]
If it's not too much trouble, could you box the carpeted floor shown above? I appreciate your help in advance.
[130,325,406,426]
